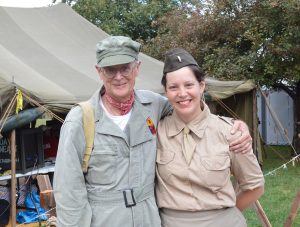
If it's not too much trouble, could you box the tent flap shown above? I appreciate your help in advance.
[206,79,256,100]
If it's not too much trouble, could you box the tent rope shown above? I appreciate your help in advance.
[211,89,298,158]
[258,86,297,156]
[211,96,241,120]
[0,92,17,134]
[21,91,64,123]
[257,132,289,162]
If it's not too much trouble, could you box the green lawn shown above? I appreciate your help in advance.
[244,146,300,226]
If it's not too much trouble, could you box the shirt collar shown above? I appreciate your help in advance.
[167,101,210,139]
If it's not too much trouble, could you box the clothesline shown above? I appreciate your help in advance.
[264,153,300,177]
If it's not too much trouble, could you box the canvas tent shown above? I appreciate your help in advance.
[0,3,166,113]
[0,3,259,159]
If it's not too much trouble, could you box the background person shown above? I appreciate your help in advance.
[156,48,264,227]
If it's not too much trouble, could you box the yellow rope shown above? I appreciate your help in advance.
[1,89,65,137]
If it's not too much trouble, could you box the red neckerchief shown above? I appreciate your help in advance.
[104,92,134,115]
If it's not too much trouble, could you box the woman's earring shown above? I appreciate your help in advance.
[201,93,206,103]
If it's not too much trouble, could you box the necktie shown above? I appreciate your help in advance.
[182,126,196,165]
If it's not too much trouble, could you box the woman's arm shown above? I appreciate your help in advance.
[230,151,265,212]
[230,120,252,153]
[225,118,265,212]
[236,186,264,211]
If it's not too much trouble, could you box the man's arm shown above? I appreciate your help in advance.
[53,109,92,227]
[230,120,252,153]
[159,95,173,119]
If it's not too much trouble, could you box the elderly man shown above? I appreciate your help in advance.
[53,36,252,227]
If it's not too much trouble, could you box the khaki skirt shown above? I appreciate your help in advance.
[160,207,247,227]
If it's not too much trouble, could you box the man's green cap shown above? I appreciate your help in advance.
[96,36,141,67]
[163,48,199,74]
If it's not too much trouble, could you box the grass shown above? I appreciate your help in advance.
[244,145,300,227]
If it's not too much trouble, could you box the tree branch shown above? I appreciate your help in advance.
[273,83,296,100]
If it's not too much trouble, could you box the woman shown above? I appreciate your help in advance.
[155,48,264,227]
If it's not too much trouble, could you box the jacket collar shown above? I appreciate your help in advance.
[167,101,210,139]
[88,89,154,146]
[125,98,153,147]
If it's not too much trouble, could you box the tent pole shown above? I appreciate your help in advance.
[284,188,300,227]
[10,129,16,227]
[252,88,258,158]
[252,89,258,156]
[253,200,272,227]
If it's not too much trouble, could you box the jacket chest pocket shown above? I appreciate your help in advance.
[200,155,230,192]
[87,144,118,185]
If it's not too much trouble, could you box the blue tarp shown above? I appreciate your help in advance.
[16,191,48,224]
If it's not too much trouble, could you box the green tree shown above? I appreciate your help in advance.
[57,0,178,41]
[243,1,300,154]
[143,0,300,153]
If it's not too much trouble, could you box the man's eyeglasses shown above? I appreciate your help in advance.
[101,62,137,78]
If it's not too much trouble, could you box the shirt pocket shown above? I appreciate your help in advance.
[200,155,231,191]
[87,144,118,185]
[156,149,175,181]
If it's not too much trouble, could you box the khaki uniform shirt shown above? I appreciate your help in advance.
[156,103,264,211]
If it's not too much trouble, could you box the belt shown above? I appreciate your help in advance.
[87,183,154,208]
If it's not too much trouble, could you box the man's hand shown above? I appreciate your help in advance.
[229,120,252,153]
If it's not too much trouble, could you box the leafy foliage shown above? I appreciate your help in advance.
[63,0,178,41]
[143,0,300,91]
[57,0,300,95]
